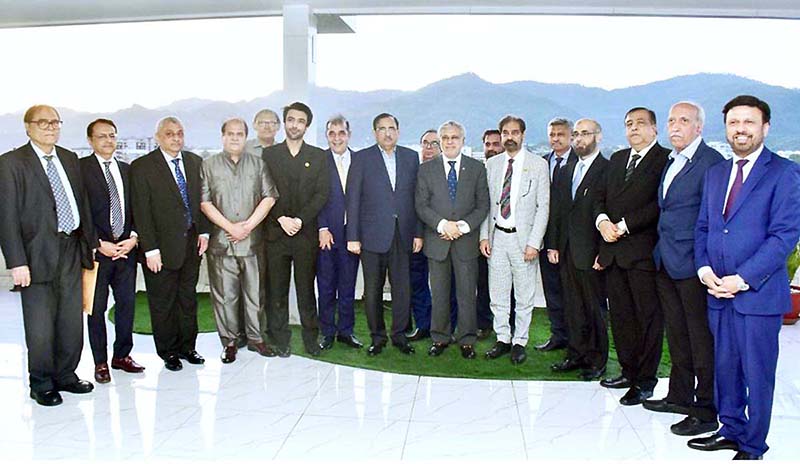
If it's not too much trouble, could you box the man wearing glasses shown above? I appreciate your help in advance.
[245,109,281,157]
[0,105,97,406]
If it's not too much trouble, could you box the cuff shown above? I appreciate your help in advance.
[697,265,713,283]
[457,220,470,234]
[595,213,610,230]
[437,219,447,234]
[145,249,161,258]
[617,218,628,234]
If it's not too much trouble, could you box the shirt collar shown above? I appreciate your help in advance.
[505,148,526,165]
[670,136,703,161]
[631,139,657,158]
[379,145,396,158]
[161,148,182,164]
[552,147,571,162]
[737,144,764,165]
[332,148,351,159]
[94,152,117,166]
[442,153,462,168]
[30,141,56,158]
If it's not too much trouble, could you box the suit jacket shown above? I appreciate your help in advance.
[594,142,670,270]
[479,149,550,252]
[130,148,209,270]
[80,154,137,245]
[695,147,800,316]
[654,140,723,280]
[262,141,329,244]
[547,153,609,270]
[317,148,350,250]
[415,155,489,262]
[0,142,96,282]
[346,144,422,254]
[543,148,577,251]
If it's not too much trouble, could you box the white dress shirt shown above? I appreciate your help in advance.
[95,153,127,232]
[496,149,527,230]
[436,153,470,234]
[319,149,351,232]
[31,141,80,232]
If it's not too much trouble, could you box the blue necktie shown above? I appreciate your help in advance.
[171,158,192,228]
[447,161,457,204]
[44,155,76,233]
[571,161,585,200]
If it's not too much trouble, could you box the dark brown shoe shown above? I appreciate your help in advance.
[460,344,476,359]
[94,363,111,384]
[111,356,145,373]
[221,345,237,364]
[248,342,277,357]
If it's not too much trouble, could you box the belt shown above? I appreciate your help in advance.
[495,224,517,234]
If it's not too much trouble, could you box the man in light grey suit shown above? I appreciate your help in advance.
[480,115,550,364]
[415,120,490,359]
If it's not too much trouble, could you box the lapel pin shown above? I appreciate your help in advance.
[304,162,310,168]
[583,188,588,196]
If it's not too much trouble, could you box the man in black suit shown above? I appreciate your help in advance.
[131,116,210,372]
[81,119,145,384]
[537,117,576,352]
[415,120,489,359]
[262,102,329,357]
[0,105,97,406]
[547,118,609,381]
[594,107,670,405]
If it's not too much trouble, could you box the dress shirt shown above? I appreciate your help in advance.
[697,144,764,285]
[94,153,137,238]
[571,149,601,195]
[435,154,470,234]
[662,136,702,198]
[31,141,80,232]
[495,149,527,230]
[319,149,351,233]
[379,145,397,191]
[549,148,571,180]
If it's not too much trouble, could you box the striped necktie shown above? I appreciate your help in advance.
[499,158,514,219]
[103,161,124,239]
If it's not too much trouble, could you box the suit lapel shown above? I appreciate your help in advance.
[514,153,532,203]
[666,144,705,199]
[183,153,201,207]
[657,156,672,206]
[22,143,54,196]
[154,151,183,205]
[724,149,771,222]
[89,155,110,198]
[373,145,394,193]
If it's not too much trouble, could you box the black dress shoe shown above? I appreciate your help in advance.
[476,328,492,340]
[164,355,183,371]
[670,416,719,436]
[485,341,511,359]
[57,379,94,394]
[276,346,291,358]
[510,344,527,365]
[367,342,386,356]
[579,366,606,381]
[460,344,476,359]
[405,328,430,341]
[306,344,321,356]
[319,335,335,350]
[535,338,567,352]
[551,358,584,372]
[221,345,237,364]
[428,342,447,356]
[179,350,205,365]
[619,386,653,406]
[643,398,690,415]
[733,451,763,460]
[337,334,363,349]
[393,341,415,354]
[687,433,739,451]
[30,389,63,406]
[600,375,631,389]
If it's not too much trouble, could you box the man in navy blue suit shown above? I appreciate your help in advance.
[317,115,362,351]
[689,95,800,460]
[645,102,723,436]
[346,113,423,356]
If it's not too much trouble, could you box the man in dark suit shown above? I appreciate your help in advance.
[317,114,362,351]
[689,95,800,460]
[0,105,97,406]
[346,113,423,356]
[537,117,576,352]
[594,107,670,405]
[547,118,609,381]
[81,119,144,384]
[415,120,489,359]
[262,102,329,357]
[645,102,723,436]
[131,116,210,372]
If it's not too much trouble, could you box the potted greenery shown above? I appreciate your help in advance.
[786,244,800,325]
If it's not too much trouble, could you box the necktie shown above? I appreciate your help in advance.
[624,153,641,182]
[724,159,749,220]
[103,161,124,240]
[552,156,564,183]
[447,160,458,204]
[571,161,585,200]
[335,154,346,192]
[499,158,514,219]
[43,155,76,233]
[171,158,193,229]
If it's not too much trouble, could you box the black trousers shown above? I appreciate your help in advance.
[656,268,717,421]
[606,263,663,390]
[476,255,493,330]
[541,254,568,344]
[361,224,410,345]
[20,234,82,393]
[142,231,200,360]
[560,248,608,369]
[265,237,319,351]
[87,255,137,365]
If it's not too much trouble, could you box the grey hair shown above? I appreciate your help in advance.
[326,114,351,132]
[253,108,281,126]
[437,120,466,140]
[670,100,706,126]
[155,116,183,135]
[574,118,603,134]
[548,117,573,131]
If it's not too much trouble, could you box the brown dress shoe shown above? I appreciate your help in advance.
[111,356,145,373]
[221,345,237,364]
[95,363,111,384]
[248,342,277,357]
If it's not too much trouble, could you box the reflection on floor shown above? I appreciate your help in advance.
[1,290,798,461]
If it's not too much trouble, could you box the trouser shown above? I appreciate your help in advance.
[488,229,536,346]
[561,248,608,369]
[409,251,432,331]
[541,252,568,344]
[429,252,478,345]
[317,245,360,337]
[207,254,263,347]
[87,254,136,365]
[476,255,493,330]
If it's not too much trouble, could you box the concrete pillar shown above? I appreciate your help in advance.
[282,3,317,146]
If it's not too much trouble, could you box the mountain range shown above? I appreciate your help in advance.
[1,73,798,152]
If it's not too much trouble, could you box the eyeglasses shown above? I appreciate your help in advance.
[571,131,599,138]
[422,141,440,149]
[256,120,279,127]
[28,119,63,129]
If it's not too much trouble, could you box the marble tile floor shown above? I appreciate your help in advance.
[1,290,799,462]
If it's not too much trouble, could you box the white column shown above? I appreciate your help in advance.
[282,3,317,146]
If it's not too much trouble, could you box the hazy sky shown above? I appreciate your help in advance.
[1,14,797,113]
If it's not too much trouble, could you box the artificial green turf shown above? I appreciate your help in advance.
[112,292,671,381]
